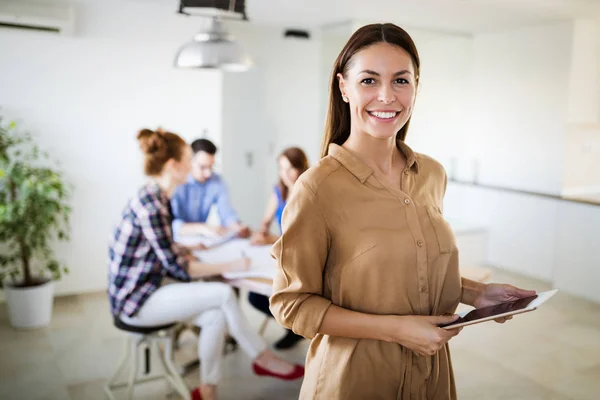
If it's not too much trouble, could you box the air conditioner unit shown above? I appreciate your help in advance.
[0,2,75,35]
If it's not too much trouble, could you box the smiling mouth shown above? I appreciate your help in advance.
[367,111,400,119]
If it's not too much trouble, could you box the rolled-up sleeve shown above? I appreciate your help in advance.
[215,180,240,227]
[269,180,331,339]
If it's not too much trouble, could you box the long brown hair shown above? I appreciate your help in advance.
[137,128,187,176]
[320,23,421,159]
[278,147,309,201]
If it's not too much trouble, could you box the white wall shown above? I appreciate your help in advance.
[567,18,600,125]
[0,2,322,297]
[220,67,271,228]
[439,22,600,303]
[227,22,322,195]
[466,22,573,194]
[0,3,223,296]
[404,29,473,166]
[563,17,600,196]
[319,24,354,152]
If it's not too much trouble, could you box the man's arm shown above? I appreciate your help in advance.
[215,179,241,228]
[170,186,188,239]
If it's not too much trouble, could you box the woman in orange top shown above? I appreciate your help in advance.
[269,23,535,399]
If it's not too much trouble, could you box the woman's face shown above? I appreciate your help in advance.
[171,146,193,186]
[278,156,301,188]
[337,42,417,141]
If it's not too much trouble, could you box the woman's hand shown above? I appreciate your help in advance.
[229,222,251,238]
[186,243,208,251]
[250,231,269,246]
[385,314,462,356]
[225,257,251,273]
[183,252,197,263]
[473,283,536,323]
[196,224,228,238]
[236,224,252,238]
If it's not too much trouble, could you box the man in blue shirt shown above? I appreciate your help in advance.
[171,139,250,240]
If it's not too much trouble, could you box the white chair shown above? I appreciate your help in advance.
[104,319,190,400]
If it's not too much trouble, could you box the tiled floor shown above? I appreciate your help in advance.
[1,268,599,400]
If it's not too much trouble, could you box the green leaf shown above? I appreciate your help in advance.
[0,113,71,282]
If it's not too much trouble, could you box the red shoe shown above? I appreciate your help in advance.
[191,387,203,400]
[252,362,305,381]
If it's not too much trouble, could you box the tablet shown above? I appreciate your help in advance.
[439,289,558,330]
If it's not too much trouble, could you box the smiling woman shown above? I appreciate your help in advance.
[320,23,420,158]
[269,23,535,400]
[338,44,417,138]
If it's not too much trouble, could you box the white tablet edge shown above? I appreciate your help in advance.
[443,289,559,329]
[441,308,536,330]
[526,289,558,309]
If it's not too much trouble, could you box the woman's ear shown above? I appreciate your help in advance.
[337,73,347,100]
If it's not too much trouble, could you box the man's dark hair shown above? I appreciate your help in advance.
[191,138,217,155]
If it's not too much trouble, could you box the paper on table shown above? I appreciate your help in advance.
[176,230,239,248]
[193,238,276,279]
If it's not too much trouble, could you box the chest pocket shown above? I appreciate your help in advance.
[426,206,457,254]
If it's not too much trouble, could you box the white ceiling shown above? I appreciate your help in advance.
[243,0,600,33]
[18,0,600,33]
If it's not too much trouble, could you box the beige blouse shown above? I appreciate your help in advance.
[270,141,462,400]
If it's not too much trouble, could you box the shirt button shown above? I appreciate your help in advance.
[420,286,428,293]
[417,240,424,247]
[404,198,411,205]
[404,170,409,175]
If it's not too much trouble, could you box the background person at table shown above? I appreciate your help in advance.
[108,129,304,400]
[250,147,309,246]
[171,138,250,242]
[248,147,309,350]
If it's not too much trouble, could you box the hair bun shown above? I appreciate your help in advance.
[137,128,167,155]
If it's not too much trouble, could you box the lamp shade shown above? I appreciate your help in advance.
[174,17,251,71]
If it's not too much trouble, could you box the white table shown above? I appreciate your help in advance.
[181,235,492,295]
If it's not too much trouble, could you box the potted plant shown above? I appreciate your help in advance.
[0,116,71,329]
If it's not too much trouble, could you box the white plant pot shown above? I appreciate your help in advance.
[4,280,54,329]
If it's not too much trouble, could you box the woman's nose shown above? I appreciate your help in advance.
[378,84,396,104]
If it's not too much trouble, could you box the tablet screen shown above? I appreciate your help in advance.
[438,294,539,328]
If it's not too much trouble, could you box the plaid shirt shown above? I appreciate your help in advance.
[108,182,190,318]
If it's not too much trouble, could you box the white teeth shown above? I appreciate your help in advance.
[370,111,397,119]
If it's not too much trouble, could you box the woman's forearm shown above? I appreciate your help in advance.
[461,277,486,307]
[260,193,279,232]
[259,219,271,233]
[179,222,213,236]
[319,304,394,342]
